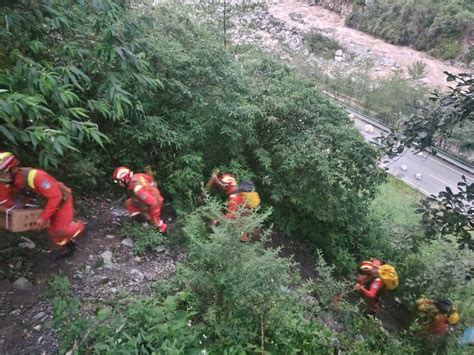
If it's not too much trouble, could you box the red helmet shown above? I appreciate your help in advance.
[219,173,237,194]
[112,166,133,185]
[0,152,19,172]
[358,259,381,274]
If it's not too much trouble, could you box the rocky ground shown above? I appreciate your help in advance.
[0,198,184,354]
[0,197,412,353]
[233,1,470,90]
[0,198,325,354]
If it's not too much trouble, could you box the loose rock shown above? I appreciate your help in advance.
[13,277,32,291]
[101,251,113,265]
[18,237,35,249]
[92,275,110,285]
[10,309,21,316]
[154,246,167,253]
[32,311,47,322]
[121,238,134,248]
[130,269,145,282]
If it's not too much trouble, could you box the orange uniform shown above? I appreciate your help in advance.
[223,191,246,220]
[125,173,166,232]
[416,298,460,338]
[355,259,383,313]
[12,168,84,246]
[0,183,14,208]
[355,274,384,313]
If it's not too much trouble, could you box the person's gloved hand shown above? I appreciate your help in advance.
[35,218,48,229]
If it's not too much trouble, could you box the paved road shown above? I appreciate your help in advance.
[350,114,474,197]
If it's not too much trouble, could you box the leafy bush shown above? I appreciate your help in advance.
[120,221,166,255]
[432,38,463,60]
[304,31,342,59]
[83,200,335,353]
[45,276,89,354]
[408,60,427,80]
[0,0,157,167]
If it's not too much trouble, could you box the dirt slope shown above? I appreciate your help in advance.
[0,199,183,354]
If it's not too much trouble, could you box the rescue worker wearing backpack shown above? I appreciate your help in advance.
[205,171,261,242]
[0,152,85,258]
[353,258,398,313]
[113,166,167,233]
[416,298,460,339]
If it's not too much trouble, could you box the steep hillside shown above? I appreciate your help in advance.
[314,0,474,63]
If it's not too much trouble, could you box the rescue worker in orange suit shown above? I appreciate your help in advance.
[205,171,249,241]
[0,152,85,258]
[353,258,383,313]
[0,152,15,208]
[112,166,167,233]
[416,298,460,339]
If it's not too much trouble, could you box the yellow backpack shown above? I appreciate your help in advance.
[378,264,398,291]
[241,191,261,209]
[236,180,261,209]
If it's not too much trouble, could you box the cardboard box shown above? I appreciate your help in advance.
[0,206,47,232]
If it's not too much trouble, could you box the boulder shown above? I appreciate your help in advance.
[13,277,32,291]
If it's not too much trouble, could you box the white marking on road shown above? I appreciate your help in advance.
[425,155,473,179]
[428,173,457,190]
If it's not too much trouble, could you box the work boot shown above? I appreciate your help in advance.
[50,242,76,260]
[72,222,85,240]
[158,220,167,233]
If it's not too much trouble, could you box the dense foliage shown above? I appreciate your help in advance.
[346,0,474,61]
[2,1,472,353]
[381,73,473,250]
[0,1,384,268]
[48,197,473,353]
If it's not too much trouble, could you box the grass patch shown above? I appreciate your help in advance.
[371,176,425,227]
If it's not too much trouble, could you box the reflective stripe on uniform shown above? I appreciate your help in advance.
[133,185,143,193]
[0,152,13,160]
[27,169,38,189]
[56,238,69,246]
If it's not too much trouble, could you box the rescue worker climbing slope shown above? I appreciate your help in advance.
[113,166,167,233]
[206,171,254,242]
[416,298,460,339]
[353,259,383,313]
[354,258,399,314]
[0,152,84,258]
[206,171,246,221]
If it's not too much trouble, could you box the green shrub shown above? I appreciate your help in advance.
[120,221,166,255]
[304,31,342,59]
[45,276,89,354]
[432,38,462,60]
[346,0,473,59]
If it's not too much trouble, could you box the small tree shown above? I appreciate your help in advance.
[408,60,427,80]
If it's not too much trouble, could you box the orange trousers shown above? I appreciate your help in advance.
[125,197,163,229]
[48,195,84,246]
